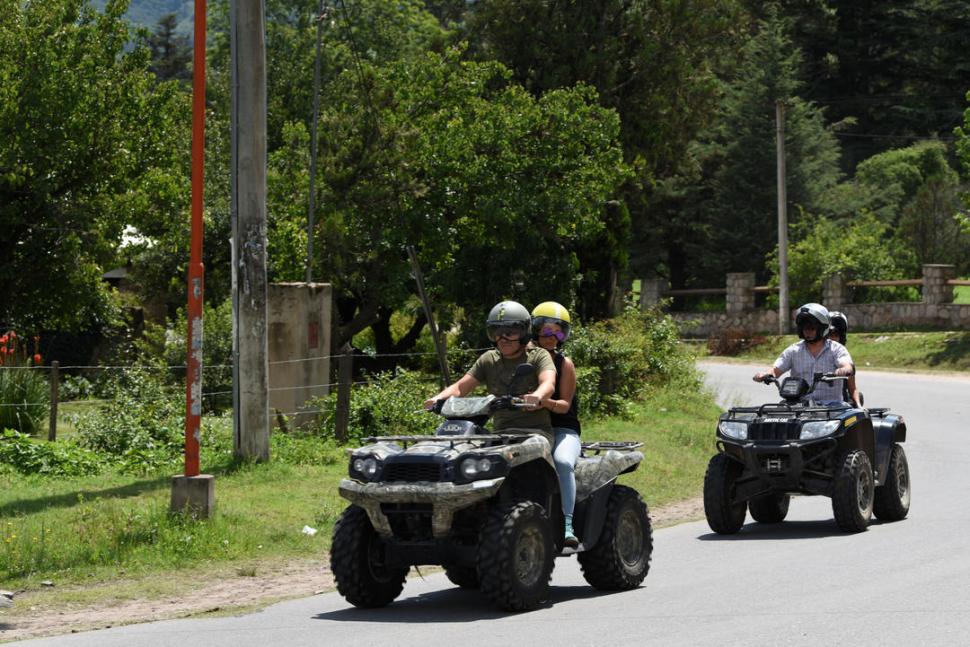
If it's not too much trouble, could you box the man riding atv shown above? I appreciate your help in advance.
[753,303,855,404]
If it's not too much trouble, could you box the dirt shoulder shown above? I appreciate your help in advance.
[0,498,703,642]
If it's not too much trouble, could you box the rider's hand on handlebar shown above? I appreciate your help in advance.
[522,393,542,410]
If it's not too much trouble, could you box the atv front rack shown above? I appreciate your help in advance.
[361,433,533,449]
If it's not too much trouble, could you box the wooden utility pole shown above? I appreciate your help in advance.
[230,0,270,461]
[776,100,790,335]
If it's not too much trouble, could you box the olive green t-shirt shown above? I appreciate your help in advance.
[467,347,555,433]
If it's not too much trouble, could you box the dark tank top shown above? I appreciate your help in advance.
[551,352,581,434]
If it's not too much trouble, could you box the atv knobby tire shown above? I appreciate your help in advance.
[331,505,408,608]
[873,443,910,521]
[748,492,790,523]
[832,449,874,533]
[444,564,480,589]
[704,454,747,534]
[477,501,555,611]
[577,485,652,590]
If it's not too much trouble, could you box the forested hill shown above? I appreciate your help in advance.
[92,0,193,31]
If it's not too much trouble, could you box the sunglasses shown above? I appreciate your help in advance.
[538,327,566,341]
[492,326,525,341]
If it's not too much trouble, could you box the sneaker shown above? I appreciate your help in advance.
[564,520,579,549]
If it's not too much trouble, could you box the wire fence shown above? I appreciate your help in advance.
[0,345,491,437]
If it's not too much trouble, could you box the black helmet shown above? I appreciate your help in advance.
[485,300,531,344]
[829,311,848,345]
[794,302,831,343]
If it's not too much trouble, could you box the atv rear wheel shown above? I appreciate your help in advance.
[704,454,747,534]
[748,493,790,523]
[577,485,652,590]
[330,505,408,608]
[444,564,480,589]
[873,444,910,521]
[477,501,555,611]
[832,449,874,533]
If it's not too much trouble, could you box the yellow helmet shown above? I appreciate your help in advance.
[531,301,571,343]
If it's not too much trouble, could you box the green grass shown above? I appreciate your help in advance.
[700,331,970,373]
[0,379,718,601]
[954,285,970,305]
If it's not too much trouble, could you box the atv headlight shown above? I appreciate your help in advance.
[717,420,748,440]
[349,456,381,481]
[799,420,840,440]
[456,455,506,482]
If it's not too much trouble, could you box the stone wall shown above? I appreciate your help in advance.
[641,264,968,338]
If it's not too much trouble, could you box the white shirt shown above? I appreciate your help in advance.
[773,339,852,403]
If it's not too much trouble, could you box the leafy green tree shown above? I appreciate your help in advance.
[842,141,966,273]
[0,0,190,331]
[766,213,905,306]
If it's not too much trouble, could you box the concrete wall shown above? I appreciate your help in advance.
[642,265,968,337]
[267,282,332,427]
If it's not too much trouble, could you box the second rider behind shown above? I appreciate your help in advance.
[531,301,581,549]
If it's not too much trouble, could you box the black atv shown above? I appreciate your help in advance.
[331,365,653,611]
[704,372,910,534]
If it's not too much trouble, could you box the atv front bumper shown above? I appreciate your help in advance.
[719,438,838,499]
[338,477,505,538]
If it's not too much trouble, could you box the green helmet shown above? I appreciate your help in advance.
[486,300,531,343]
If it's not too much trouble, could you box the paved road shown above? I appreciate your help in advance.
[14,362,970,646]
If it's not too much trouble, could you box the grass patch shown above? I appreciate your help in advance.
[954,285,970,305]
[701,331,970,373]
[0,379,719,600]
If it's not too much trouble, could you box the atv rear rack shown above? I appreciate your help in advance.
[581,440,643,454]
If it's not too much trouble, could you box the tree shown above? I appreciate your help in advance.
[0,0,190,331]
[142,12,191,82]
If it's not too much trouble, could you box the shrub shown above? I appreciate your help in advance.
[307,368,439,441]
[0,429,101,476]
[74,368,183,462]
[0,331,49,435]
[707,328,767,356]
[567,306,695,416]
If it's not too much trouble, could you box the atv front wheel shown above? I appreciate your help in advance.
[444,564,480,589]
[873,444,910,521]
[330,505,408,608]
[704,454,747,534]
[832,449,874,533]
[748,493,790,523]
[577,485,652,590]
[477,501,555,611]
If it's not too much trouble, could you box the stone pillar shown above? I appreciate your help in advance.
[922,264,955,305]
[267,282,333,428]
[639,278,669,309]
[823,273,848,310]
[725,272,755,314]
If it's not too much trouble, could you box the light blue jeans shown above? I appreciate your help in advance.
[553,428,581,516]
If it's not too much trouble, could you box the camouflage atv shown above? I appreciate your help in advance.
[331,366,653,611]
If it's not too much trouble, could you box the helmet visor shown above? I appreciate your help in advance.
[487,323,528,342]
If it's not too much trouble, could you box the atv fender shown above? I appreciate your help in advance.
[872,413,906,487]
[573,480,615,550]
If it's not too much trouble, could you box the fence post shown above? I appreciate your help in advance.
[922,264,955,305]
[334,343,353,443]
[48,360,59,442]
[726,273,756,314]
[823,273,848,310]
[639,278,669,309]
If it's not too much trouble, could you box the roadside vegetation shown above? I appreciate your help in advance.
[699,329,970,373]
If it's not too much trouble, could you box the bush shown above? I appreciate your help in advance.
[0,331,49,435]
[707,328,767,356]
[0,429,101,476]
[74,368,183,468]
[306,368,439,441]
[567,306,695,416]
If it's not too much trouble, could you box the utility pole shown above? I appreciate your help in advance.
[776,100,789,336]
[230,0,270,461]
[306,0,325,283]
